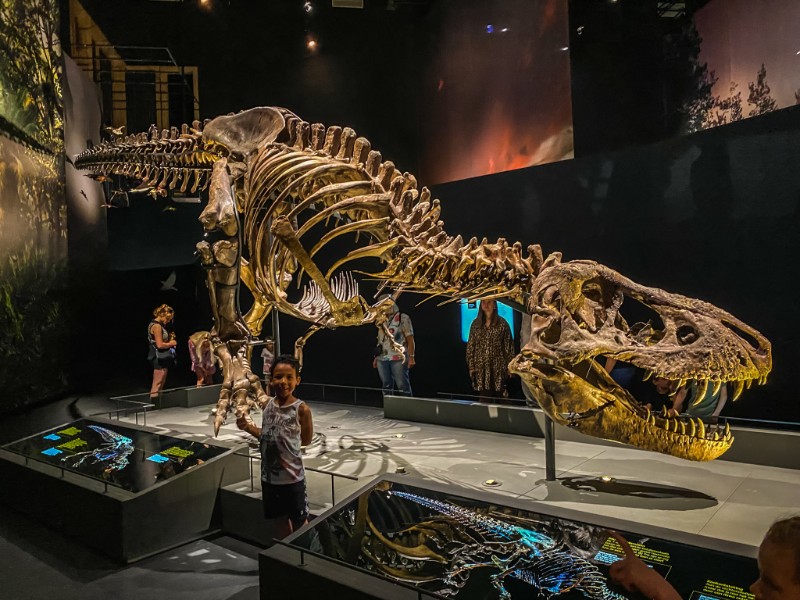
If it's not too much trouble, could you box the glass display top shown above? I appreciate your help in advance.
[292,479,758,600]
[3,418,228,493]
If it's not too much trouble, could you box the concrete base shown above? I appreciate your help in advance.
[384,395,800,471]
[0,417,248,563]
[220,482,275,547]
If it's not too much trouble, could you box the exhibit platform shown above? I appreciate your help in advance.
[384,394,800,471]
[261,475,759,600]
[0,416,248,562]
[122,397,800,551]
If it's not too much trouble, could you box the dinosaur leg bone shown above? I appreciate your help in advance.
[240,258,272,337]
[294,323,324,367]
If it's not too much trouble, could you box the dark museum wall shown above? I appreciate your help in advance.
[425,105,800,423]
[73,0,426,175]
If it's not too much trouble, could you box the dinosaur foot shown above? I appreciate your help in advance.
[213,342,269,436]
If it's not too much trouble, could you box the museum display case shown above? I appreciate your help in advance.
[262,475,758,600]
[0,417,248,562]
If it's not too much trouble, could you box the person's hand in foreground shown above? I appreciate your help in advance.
[607,531,681,600]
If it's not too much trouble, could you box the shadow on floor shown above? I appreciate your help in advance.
[537,475,718,511]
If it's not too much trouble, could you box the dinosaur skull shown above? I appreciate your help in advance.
[510,260,771,461]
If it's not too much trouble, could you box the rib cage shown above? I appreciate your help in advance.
[237,114,547,312]
[293,272,359,318]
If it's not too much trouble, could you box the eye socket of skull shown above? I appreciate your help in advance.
[542,285,562,309]
[676,323,700,345]
[581,279,607,306]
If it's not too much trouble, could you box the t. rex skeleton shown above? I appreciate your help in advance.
[75,107,772,461]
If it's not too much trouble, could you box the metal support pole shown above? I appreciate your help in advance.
[272,307,281,356]
[544,415,556,481]
[267,216,282,356]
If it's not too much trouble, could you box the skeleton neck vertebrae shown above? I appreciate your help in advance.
[76,107,772,460]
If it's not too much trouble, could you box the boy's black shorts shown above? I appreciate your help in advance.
[262,479,309,528]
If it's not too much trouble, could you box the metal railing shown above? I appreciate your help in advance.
[436,390,528,405]
[234,449,359,507]
[88,397,155,426]
[301,382,386,408]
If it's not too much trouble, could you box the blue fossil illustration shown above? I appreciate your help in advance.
[61,425,135,472]
[382,490,627,600]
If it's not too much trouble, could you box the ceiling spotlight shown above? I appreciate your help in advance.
[306,35,318,50]
[500,27,509,33]
[560,46,569,51]
[303,1,313,13]
[485,24,494,34]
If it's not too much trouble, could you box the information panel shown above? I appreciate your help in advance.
[3,419,227,493]
[292,480,757,600]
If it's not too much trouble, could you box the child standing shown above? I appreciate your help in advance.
[188,331,216,387]
[237,355,313,539]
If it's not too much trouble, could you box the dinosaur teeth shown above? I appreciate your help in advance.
[724,422,730,438]
[647,414,656,426]
[745,378,753,389]
[642,370,653,382]
[693,379,709,406]
[678,420,686,435]
[688,419,696,437]
[712,380,722,396]
[732,380,745,401]
[695,419,705,440]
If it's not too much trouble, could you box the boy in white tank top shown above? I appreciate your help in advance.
[237,355,314,538]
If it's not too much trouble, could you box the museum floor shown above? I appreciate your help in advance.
[1,396,799,599]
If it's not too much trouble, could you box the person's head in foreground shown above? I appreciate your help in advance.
[751,516,800,600]
[610,516,800,600]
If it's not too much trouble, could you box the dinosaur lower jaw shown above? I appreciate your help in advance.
[509,354,734,461]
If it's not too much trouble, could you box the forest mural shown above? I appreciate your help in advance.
[0,0,68,408]
[686,0,799,132]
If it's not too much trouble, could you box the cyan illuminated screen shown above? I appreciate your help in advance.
[460,300,515,343]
